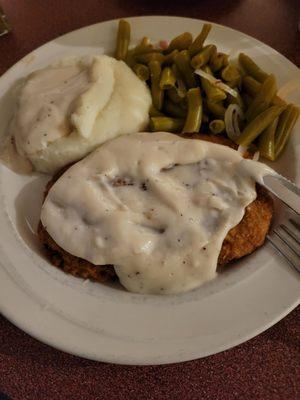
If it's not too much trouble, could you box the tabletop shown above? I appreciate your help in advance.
[0,1,299,399]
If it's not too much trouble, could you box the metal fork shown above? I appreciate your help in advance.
[261,173,300,273]
[267,214,300,273]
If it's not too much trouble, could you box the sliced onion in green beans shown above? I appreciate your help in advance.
[224,104,244,141]
[194,69,238,98]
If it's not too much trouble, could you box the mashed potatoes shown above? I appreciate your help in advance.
[11,55,151,173]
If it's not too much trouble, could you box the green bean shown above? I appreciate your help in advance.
[183,88,203,132]
[275,104,293,144]
[245,74,277,121]
[171,64,187,97]
[275,104,294,145]
[127,40,162,66]
[209,119,225,134]
[127,45,157,65]
[177,81,188,99]
[206,101,226,118]
[132,37,162,54]
[189,23,212,57]
[150,116,184,132]
[149,105,165,117]
[236,105,286,146]
[166,32,193,53]
[167,91,187,114]
[115,19,131,61]
[149,61,164,111]
[132,63,150,81]
[242,75,260,97]
[258,118,278,161]
[125,50,135,67]
[210,52,227,72]
[171,63,182,80]
[140,37,151,47]
[275,105,300,158]
[221,53,229,67]
[242,75,285,106]
[191,45,217,69]
[239,53,269,82]
[221,64,241,82]
[210,53,229,69]
[131,43,155,56]
[241,93,253,108]
[135,52,165,64]
[221,65,241,89]
[163,49,179,66]
[200,65,227,103]
[126,37,155,67]
[164,100,187,118]
[174,50,197,88]
[226,77,241,89]
[167,87,184,104]
[159,67,176,89]
[180,97,188,110]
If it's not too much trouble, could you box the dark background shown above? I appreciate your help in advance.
[0,1,299,399]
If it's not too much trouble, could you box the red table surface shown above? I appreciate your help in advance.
[0,1,299,399]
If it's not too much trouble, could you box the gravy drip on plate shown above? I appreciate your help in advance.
[41,132,273,294]
[0,135,33,174]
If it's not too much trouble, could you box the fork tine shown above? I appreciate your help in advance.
[289,218,300,231]
[280,224,300,245]
[267,235,300,273]
[268,215,300,272]
[273,229,300,257]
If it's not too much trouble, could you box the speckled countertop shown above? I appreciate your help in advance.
[1,309,299,400]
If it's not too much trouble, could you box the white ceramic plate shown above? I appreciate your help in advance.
[0,16,299,365]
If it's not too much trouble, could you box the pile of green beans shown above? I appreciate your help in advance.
[114,19,299,161]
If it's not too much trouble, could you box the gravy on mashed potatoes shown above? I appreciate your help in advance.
[9,55,151,173]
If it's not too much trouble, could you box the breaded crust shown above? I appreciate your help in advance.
[38,222,117,282]
[38,133,274,283]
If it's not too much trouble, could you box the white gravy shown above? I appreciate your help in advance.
[12,64,90,156]
[41,132,274,294]
[8,55,151,174]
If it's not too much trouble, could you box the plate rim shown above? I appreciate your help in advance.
[1,15,300,80]
[0,15,299,365]
[1,259,299,365]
